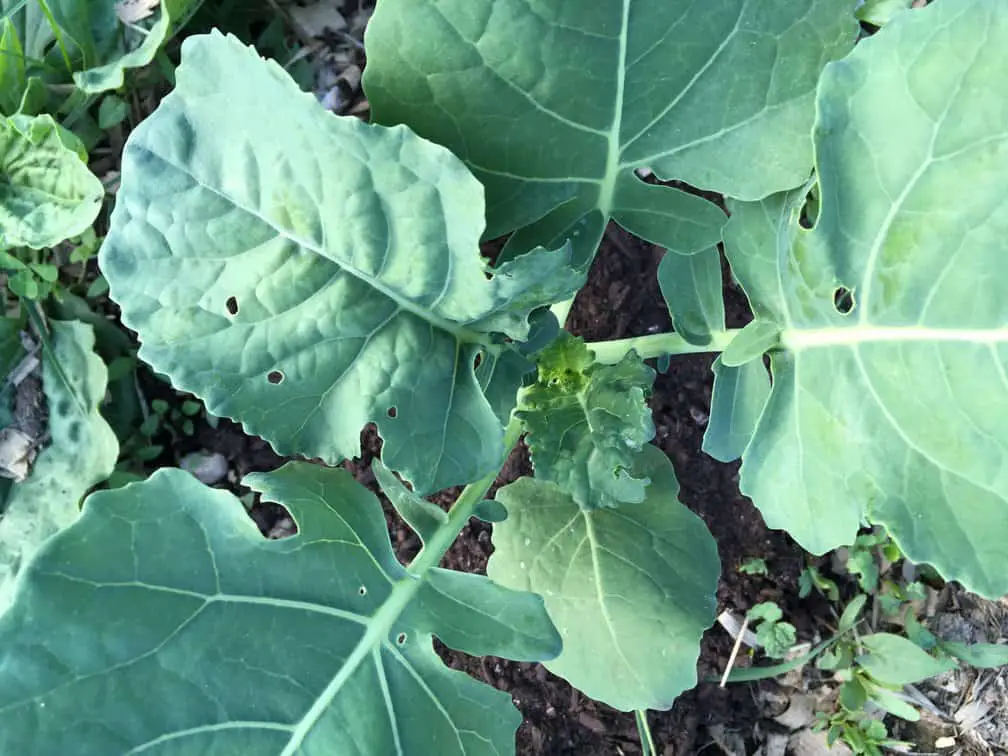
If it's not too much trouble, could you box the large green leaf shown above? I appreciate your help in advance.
[722,0,1008,597]
[364,0,858,259]
[0,113,103,249]
[100,32,582,494]
[488,445,719,711]
[0,462,560,754]
[0,320,117,612]
[517,333,655,510]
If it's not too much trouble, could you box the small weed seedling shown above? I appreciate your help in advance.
[733,531,1008,755]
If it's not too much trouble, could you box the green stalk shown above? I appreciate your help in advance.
[635,710,656,756]
[282,417,523,754]
[408,416,523,573]
[588,329,740,364]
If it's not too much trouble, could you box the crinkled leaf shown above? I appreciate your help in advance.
[0,462,559,754]
[0,114,103,248]
[702,356,770,463]
[365,0,857,264]
[723,0,1008,598]
[517,333,655,510]
[488,445,719,711]
[100,33,582,493]
[0,321,117,612]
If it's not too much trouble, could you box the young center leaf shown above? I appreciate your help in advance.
[0,114,103,248]
[721,0,1008,598]
[487,444,719,711]
[0,463,560,754]
[364,0,858,261]
[517,333,655,510]
[100,32,583,494]
[0,321,118,612]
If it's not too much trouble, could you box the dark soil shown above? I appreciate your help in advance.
[171,223,814,755]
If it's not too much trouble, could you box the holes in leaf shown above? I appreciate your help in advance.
[225,296,239,315]
[833,286,855,315]
[267,370,285,385]
[800,187,820,229]
[358,586,367,597]
[396,632,407,646]
[473,351,483,370]
[386,406,397,419]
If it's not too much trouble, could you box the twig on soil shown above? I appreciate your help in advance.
[721,615,750,688]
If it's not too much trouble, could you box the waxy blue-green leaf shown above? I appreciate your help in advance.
[518,333,655,510]
[488,445,719,711]
[702,356,771,463]
[0,321,117,612]
[723,0,1008,598]
[0,114,103,248]
[657,246,725,346]
[720,319,781,368]
[372,458,448,545]
[0,462,560,754]
[365,0,858,259]
[100,32,583,494]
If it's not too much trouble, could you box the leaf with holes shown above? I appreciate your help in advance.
[0,321,118,613]
[517,333,655,510]
[722,0,1008,598]
[0,462,560,754]
[487,445,719,711]
[99,32,583,494]
[364,0,858,264]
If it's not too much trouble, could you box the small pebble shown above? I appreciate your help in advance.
[180,451,229,485]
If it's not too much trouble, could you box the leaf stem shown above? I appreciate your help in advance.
[588,329,740,364]
[635,709,656,756]
[280,417,523,754]
[407,416,523,575]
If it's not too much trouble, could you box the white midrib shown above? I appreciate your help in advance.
[279,575,423,755]
[781,325,1008,351]
[596,0,632,217]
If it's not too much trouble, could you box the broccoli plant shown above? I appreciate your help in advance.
[0,0,1005,753]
